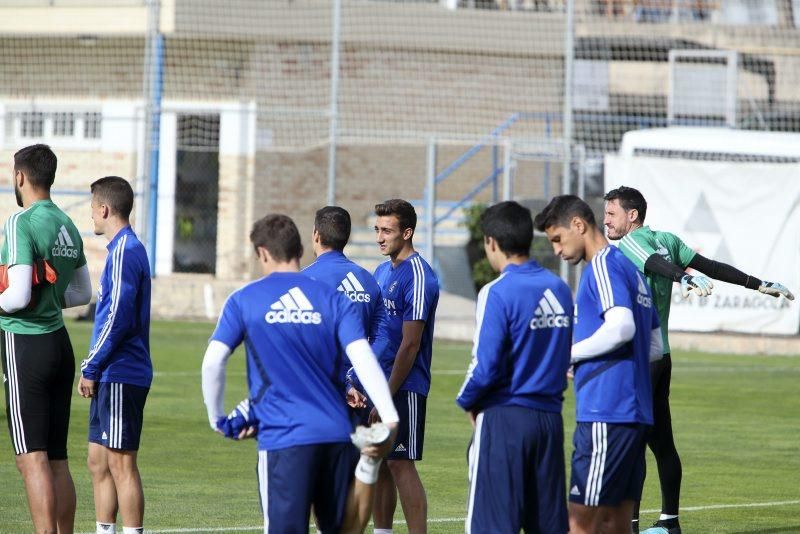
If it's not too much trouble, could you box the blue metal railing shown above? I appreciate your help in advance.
[430,111,721,227]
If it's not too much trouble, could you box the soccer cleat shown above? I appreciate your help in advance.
[350,422,390,450]
[642,519,681,534]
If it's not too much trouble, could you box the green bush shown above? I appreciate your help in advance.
[462,203,499,292]
[462,202,561,293]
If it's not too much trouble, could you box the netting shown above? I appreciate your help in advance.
[1,0,799,284]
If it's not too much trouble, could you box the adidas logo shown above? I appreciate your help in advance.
[265,287,322,325]
[636,272,653,308]
[394,443,407,453]
[51,225,79,258]
[337,272,371,303]
[570,485,581,496]
[102,431,108,440]
[529,289,571,330]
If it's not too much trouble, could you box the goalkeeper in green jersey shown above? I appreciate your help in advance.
[603,186,794,534]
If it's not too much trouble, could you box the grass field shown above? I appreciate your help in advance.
[1,319,799,533]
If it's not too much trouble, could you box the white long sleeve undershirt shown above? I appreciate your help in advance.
[63,265,93,308]
[201,340,234,429]
[0,265,32,313]
[571,306,635,363]
[571,306,664,364]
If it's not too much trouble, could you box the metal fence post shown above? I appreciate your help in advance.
[327,0,342,206]
[425,139,437,265]
[492,140,499,203]
[502,138,513,201]
[560,0,575,286]
[143,0,163,277]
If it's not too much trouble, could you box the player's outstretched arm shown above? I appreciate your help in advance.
[644,253,713,297]
[688,254,794,300]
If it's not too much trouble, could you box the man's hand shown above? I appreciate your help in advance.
[758,281,795,300]
[78,376,96,399]
[346,387,367,409]
[237,426,258,440]
[680,274,713,298]
[467,410,477,428]
[368,406,380,425]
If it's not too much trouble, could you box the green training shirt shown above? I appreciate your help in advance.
[0,199,87,334]
[617,226,696,354]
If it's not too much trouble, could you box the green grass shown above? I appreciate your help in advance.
[1,320,799,533]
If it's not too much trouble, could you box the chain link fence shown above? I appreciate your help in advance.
[0,0,798,287]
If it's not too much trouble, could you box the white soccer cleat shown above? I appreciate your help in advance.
[350,422,391,450]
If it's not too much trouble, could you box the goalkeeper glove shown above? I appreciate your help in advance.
[680,274,713,298]
[758,281,795,300]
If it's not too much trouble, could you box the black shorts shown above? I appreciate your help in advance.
[1,327,75,459]
[388,390,427,461]
[88,382,149,451]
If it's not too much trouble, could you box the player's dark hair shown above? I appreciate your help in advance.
[250,214,303,262]
[314,206,351,251]
[374,199,417,232]
[91,176,134,219]
[604,186,647,223]
[533,195,597,232]
[480,201,532,257]
[14,144,57,190]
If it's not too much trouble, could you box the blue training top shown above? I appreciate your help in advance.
[81,226,152,388]
[211,272,365,451]
[573,245,658,425]
[372,252,439,396]
[302,250,385,344]
[457,259,573,414]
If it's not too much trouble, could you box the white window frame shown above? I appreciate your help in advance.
[2,99,104,150]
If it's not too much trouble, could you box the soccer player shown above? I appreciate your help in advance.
[603,185,794,534]
[456,201,572,533]
[201,213,399,533]
[370,198,439,534]
[302,205,386,409]
[534,194,662,534]
[77,176,152,534]
[1,144,93,533]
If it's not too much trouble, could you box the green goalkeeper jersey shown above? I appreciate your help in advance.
[0,199,87,334]
[617,226,696,354]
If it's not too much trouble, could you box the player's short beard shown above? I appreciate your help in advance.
[13,181,22,207]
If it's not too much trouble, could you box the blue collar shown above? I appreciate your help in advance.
[315,250,346,262]
[502,258,541,274]
[107,225,134,251]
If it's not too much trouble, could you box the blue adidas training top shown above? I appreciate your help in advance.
[302,250,385,345]
[456,260,573,414]
[81,226,152,388]
[573,246,658,425]
[372,252,439,396]
[211,272,365,451]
